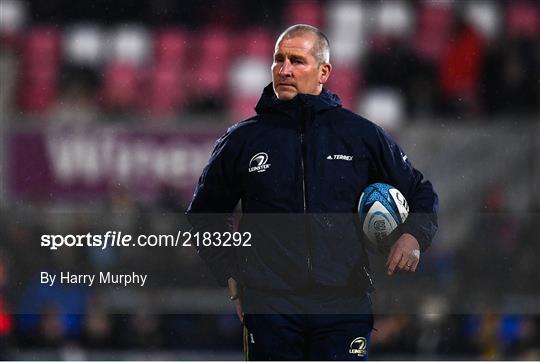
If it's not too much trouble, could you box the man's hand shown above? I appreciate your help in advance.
[228,277,243,324]
[385,233,420,275]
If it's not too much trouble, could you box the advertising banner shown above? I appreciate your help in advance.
[7,126,219,202]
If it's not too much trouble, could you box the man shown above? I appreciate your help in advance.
[187,24,438,360]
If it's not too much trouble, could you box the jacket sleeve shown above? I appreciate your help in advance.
[366,125,439,251]
[186,127,242,286]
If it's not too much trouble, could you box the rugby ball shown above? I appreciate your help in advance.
[358,183,409,253]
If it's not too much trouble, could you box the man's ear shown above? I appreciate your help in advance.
[319,63,332,85]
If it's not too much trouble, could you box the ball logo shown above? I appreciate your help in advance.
[349,337,367,357]
[389,188,409,222]
[249,152,271,173]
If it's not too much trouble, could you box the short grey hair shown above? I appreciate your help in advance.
[276,24,330,65]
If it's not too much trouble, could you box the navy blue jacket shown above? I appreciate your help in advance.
[187,83,438,292]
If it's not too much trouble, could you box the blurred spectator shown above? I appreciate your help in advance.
[81,300,112,349]
[363,36,436,117]
[371,315,418,356]
[438,17,485,116]
[15,279,88,346]
[123,312,162,349]
[53,65,100,124]
[38,305,67,348]
[481,36,539,116]
[455,186,520,298]
[0,251,13,359]
[513,316,540,359]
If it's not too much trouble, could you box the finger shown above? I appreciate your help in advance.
[411,259,419,272]
[385,244,398,267]
[398,264,412,273]
[389,252,404,274]
[397,255,410,270]
[404,252,419,271]
[387,252,403,275]
[406,252,419,272]
[228,281,239,300]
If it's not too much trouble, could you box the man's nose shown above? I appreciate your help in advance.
[279,60,292,76]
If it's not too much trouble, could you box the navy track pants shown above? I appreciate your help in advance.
[241,289,373,360]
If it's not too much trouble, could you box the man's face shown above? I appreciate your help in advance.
[271,33,330,101]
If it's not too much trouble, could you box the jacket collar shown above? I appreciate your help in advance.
[255,82,342,116]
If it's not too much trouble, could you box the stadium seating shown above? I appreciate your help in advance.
[146,28,188,116]
[17,27,60,114]
[3,1,538,120]
[283,0,324,29]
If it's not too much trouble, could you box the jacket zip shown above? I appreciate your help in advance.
[299,132,312,274]
[300,133,307,213]
[299,103,313,275]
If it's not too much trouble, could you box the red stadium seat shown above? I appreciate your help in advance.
[144,64,185,117]
[100,62,141,111]
[139,28,188,117]
[506,2,540,39]
[17,27,60,113]
[235,28,273,58]
[228,95,259,121]
[17,67,58,113]
[22,27,61,67]
[326,65,361,110]
[283,0,324,29]
[193,26,231,99]
[154,28,188,67]
[414,2,454,62]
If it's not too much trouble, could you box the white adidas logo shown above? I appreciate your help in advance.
[327,154,353,161]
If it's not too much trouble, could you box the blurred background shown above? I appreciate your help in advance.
[1,0,539,360]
